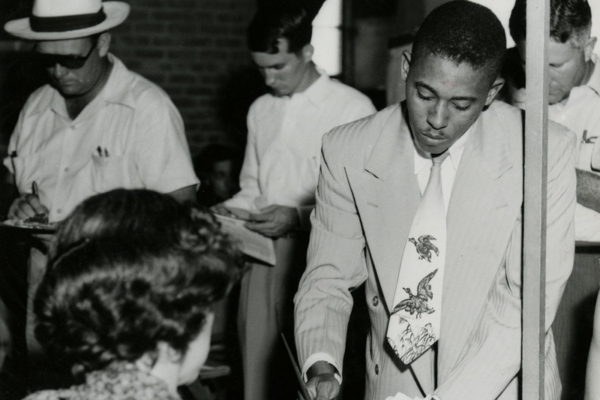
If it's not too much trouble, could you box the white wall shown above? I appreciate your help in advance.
[592,1,600,44]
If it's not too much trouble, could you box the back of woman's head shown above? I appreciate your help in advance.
[35,189,242,378]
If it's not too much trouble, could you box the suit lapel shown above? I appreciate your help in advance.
[345,105,421,308]
[438,111,523,375]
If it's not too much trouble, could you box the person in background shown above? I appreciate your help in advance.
[507,0,600,241]
[2,0,198,356]
[212,3,375,399]
[294,2,575,399]
[22,189,241,400]
[194,144,242,208]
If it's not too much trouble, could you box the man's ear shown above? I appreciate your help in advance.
[97,32,111,57]
[401,50,412,82]
[485,76,505,106]
[584,36,597,62]
[301,43,314,63]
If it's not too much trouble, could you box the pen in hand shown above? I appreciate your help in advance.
[30,181,49,221]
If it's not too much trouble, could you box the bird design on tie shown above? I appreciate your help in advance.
[408,234,439,262]
[391,269,438,319]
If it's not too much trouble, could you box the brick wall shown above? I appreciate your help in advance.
[109,0,263,153]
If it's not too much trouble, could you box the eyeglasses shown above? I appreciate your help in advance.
[33,44,96,70]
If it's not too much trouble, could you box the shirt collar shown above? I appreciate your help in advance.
[413,124,473,175]
[30,53,136,117]
[293,65,330,108]
[95,53,137,109]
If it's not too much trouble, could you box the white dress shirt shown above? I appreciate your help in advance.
[511,54,600,241]
[224,68,375,226]
[3,54,198,222]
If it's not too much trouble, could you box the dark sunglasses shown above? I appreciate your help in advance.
[33,44,96,70]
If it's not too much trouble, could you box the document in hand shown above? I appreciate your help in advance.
[214,214,276,265]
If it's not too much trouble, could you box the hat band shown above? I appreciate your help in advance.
[30,9,107,33]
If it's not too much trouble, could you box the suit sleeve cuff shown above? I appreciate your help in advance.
[302,353,342,384]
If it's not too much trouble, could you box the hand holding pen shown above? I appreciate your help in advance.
[7,180,49,221]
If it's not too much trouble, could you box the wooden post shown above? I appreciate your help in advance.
[522,0,550,398]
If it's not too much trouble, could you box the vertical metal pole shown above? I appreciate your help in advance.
[523,0,549,398]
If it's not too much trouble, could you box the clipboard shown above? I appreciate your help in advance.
[281,333,312,400]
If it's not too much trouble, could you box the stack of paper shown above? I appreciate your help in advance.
[214,214,276,265]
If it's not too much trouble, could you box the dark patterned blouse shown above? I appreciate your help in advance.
[22,361,181,400]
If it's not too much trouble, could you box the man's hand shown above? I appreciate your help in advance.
[210,202,236,217]
[576,169,600,213]
[8,193,48,220]
[306,361,340,400]
[245,204,299,238]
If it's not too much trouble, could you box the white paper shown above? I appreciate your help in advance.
[215,214,276,265]
[384,393,423,400]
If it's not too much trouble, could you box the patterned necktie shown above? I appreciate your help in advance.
[386,152,449,365]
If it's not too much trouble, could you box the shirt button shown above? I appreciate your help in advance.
[372,296,379,307]
[375,364,379,375]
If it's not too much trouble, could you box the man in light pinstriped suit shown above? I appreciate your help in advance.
[294,2,576,399]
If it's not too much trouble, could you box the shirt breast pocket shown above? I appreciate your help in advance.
[90,154,142,193]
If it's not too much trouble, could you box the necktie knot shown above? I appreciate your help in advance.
[432,151,449,167]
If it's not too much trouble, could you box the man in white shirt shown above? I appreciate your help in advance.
[3,0,198,357]
[294,2,575,399]
[507,0,600,241]
[213,4,374,399]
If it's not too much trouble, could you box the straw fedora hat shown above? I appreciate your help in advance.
[4,0,130,40]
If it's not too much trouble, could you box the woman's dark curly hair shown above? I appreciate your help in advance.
[34,189,242,379]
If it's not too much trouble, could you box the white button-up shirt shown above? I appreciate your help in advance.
[4,54,198,222]
[224,68,375,226]
[548,54,600,241]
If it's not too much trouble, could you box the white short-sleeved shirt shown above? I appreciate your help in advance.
[510,54,600,241]
[3,54,199,222]
[224,68,375,226]
[547,54,600,241]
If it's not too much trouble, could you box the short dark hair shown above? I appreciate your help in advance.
[412,1,507,84]
[35,189,242,378]
[247,3,313,54]
[509,0,592,44]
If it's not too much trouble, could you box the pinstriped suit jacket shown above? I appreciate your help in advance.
[294,101,576,399]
